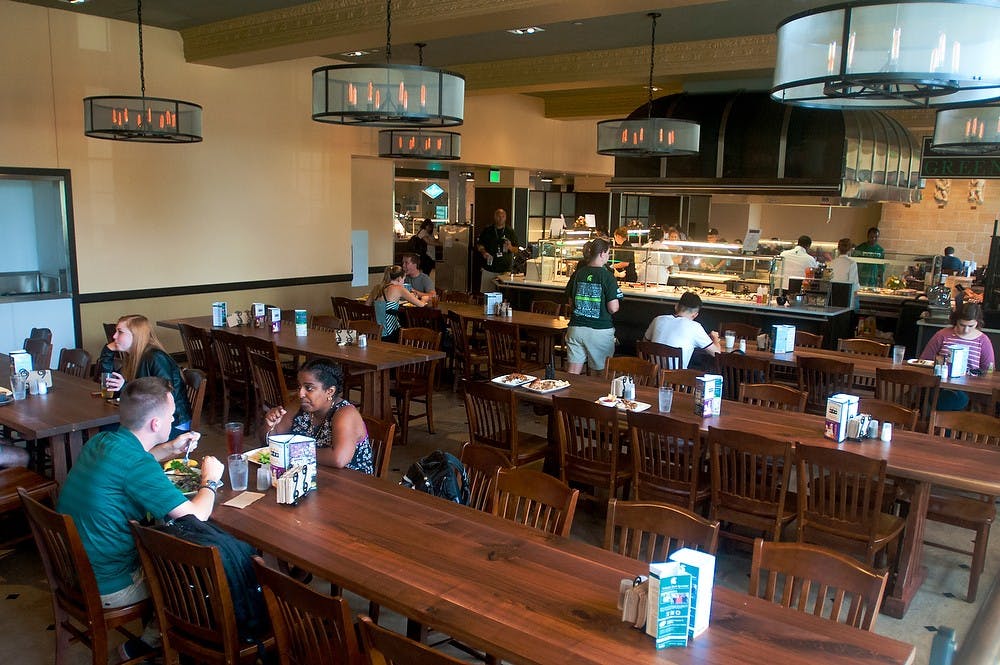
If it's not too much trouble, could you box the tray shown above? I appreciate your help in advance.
[907,358,934,368]
[492,373,537,387]
[521,379,571,394]
[595,396,651,412]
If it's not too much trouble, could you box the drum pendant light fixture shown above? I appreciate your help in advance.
[312,1,465,127]
[771,1,1000,109]
[932,105,1000,153]
[597,13,699,158]
[83,0,202,142]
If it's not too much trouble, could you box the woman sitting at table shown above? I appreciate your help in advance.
[920,301,996,411]
[262,358,373,474]
[564,237,623,375]
[99,314,191,438]
[367,265,429,342]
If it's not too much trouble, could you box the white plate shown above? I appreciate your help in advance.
[491,373,537,387]
[521,379,571,394]
[244,446,271,465]
[595,396,651,412]
[907,358,934,368]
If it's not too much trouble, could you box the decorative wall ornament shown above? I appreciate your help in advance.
[969,179,986,206]
[934,178,951,207]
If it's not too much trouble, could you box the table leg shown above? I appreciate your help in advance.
[881,479,930,619]
[361,370,391,421]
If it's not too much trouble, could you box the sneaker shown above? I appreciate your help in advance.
[118,637,155,663]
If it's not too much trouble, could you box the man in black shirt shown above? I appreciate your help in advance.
[476,208,519,293]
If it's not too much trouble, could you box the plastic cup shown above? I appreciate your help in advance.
[724,332,736,351]
[256,464,272,491]
[228,454,248,492]
[99,372,115,399]
[225,422,244,456]
[658,387,674,413]
[10,374,26,401]
[892,345,906,365]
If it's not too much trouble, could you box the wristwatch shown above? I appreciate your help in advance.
[201,479,224,493]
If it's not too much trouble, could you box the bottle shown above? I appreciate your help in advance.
[623,377,635,401]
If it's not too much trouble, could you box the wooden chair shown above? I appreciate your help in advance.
[310,314,343,332]
[796,356,854,414]
[347,319,383,340]
[925,410,1000,602]
[392,328,442,446]
[708,426,796,544]
[636,340,683,371]
[1,467,58,546]
[23,337,53,370]
[18,489,156,665]
[530,300,563,316]
[56,347,92,379]
[130,521,274,665]
[463,380,549,468]
[720,322,761,342]
[838,338,891,357]
[627,410,708,512]
[343,300,377,323]
[103,322,118,343]
[446,310,487,391]
[362,416,396,479]
[553,396,632,504]
[857,398,919,431]
[874,367,941,429]
[484,319,539,376]
[401,306,445,333]
[603,356,659,386]
[358,615,466,665]
[29,326,53,342]
[181,368,208,432]
[794,330,824,348]
[460,442,514,513]
[738,383,807,413]
[211,328,253,427]
[178,322,218,423]
[749,538,888,632]
[331,297,353,324]
[492,468,579,537]
[716,352,771,400]
[604,498,719,562]
[659,368,702,394]
[795,444,904,569]
[439,289,473,305]
[251,557,363,665]
[244,335,290,423]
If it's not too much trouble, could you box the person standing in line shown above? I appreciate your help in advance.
[941,246,964,275]
[778,235,819,289]
[564,238,623,375]
[854,226,885,287]
[476,208,519,293]
[644,291,721,369]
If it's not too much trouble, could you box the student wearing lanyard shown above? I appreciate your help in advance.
[476,208,519,294]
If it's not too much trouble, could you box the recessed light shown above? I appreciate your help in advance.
[60,0,88,4]
[540,176,553,183]
[339,50,372,58]
[507,26,545,36]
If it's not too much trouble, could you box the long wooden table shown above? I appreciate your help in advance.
[744,346,1000,396]
[509,371,1000,619]
[0,367,120,483]
[213,468,915,665]
[157,316,445,421]
[443,302,567,366]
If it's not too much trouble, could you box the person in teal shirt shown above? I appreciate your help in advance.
[564,237,623,374]
[58,377,223,658]
[854,227,885,288]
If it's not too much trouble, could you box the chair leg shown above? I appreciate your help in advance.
[968,523,991,603]
[425,391,435,434]
[53,615,72,665]
[400,393,410,447]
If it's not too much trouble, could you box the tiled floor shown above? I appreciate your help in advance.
[0,386,994,664]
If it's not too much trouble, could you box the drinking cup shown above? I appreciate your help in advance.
[256,464,272,491]
[658,387,674,413]
[228,454,249,492]
[724,332,736,352]
[225,422,244,456]
[10,374,27,401]
[892,345,906,365]
[99,372,115,399]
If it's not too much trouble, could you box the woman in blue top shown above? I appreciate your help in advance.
[367,265,429,342]
[564,237,623,374]
[263,358,373,473]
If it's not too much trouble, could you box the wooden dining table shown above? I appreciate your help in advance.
[0,364,120,483]
[157,316,445,421]
[212,468,915,665]
[443,302,568,366]
[507,370,1000,619]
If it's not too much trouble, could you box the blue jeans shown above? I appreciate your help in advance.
[936,389,969,411]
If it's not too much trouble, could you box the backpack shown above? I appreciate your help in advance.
[401,450,470,505]
[156,515,270,644]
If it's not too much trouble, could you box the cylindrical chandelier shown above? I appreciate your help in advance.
[932,106,1000,153]
[378,129,461,159]
[771,1,1000,109]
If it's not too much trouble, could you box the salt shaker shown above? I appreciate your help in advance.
[880,422,893,442]
[867,419,879,439]
[738,338,746,353]
[358,334,367,348]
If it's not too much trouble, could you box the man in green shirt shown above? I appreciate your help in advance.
[854,226,885,288]
[58,377,223,657]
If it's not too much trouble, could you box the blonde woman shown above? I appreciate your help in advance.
[367,265,429,342]
[99,314,192,438]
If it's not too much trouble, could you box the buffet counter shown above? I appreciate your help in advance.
[498,276,854,353]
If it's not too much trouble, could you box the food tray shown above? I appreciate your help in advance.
[595,396,651,412]
[521,379,571,394]
[244,446,271,465]
[907,359,934,368]
[492,374,537,387]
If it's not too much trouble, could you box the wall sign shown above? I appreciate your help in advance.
[919,138,1000,179]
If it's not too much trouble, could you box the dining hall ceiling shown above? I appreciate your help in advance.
[15,0,935,131]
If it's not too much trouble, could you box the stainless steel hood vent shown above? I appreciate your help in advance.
[607,92,922,203]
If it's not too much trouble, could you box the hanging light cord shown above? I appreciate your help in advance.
[137,0,146,98]
[416,43,425,66]
[646,12,660,117]
[385,0,392,64]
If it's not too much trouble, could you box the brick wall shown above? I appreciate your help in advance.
[879,179,999,266]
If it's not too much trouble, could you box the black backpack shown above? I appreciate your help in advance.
[401,450,470,505]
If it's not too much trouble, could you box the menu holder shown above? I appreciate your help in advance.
[335,329,358,345]
[276,463,316,505]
